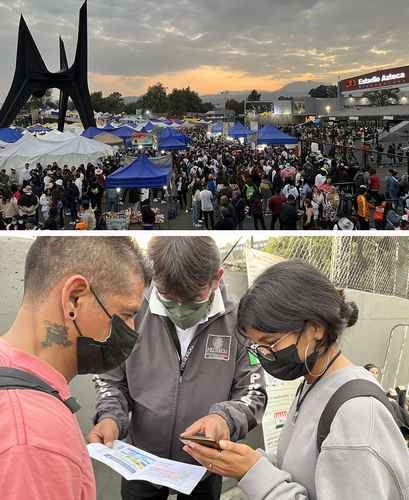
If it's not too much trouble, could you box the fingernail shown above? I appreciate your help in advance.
[188,442,196,449]
[106,442,113,448]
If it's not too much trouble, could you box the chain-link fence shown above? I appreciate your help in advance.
[261,236,409,299]
[224,236,409,300]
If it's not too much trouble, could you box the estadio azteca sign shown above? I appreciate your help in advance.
[340,65,409,92]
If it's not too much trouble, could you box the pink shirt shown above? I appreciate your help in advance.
[0,338,96,500]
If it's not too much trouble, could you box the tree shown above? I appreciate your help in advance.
[103,92,125,114]
[27,89,53,111]
[167,87,204,115]
[124,101,139,115]
[137,83,168,114]
[309,85,337,98]
[90,91,105,112]
[247,89,261,102]
[226,98,245,116]
[201,102,215,113]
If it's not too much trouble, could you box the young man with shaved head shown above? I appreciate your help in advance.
[0,236,148,500]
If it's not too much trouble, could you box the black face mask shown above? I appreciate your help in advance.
[74,288,139,375]
[256,336,320,381]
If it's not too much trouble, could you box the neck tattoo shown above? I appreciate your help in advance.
[41,321,73,348]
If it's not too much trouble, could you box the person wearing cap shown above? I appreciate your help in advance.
[356,185,374,230]
[17,185,39,220]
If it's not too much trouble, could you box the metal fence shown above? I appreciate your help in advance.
[224,236,409,300]
[260,236,409,299]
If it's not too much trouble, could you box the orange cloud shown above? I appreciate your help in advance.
[90,65,316,96]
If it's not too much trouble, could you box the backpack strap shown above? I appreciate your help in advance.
[317,379,395,453]
[0,367,81,414]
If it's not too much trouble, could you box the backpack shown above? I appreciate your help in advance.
[316,379,409,453]
[0,367,80,414]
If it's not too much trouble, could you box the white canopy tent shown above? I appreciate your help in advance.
[37,130,78,142]
[0,134,113,172]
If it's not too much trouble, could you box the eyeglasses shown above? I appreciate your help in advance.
[238,321,307,362]
[247,332,297,361]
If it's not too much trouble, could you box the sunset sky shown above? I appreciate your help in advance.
[0,0,408,97]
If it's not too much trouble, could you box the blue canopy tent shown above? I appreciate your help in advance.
[81,127,106,139]
[158,137,188,151]
[158,127,190,145]
[257,124,298,145]
[109,126,136,139]
[141,121,156,133]
[211,122,224,134]
[228,123,254,138]
[0,128,23,143]
[106,155,172,189]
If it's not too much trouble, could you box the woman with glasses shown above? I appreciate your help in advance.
[184,260,409,499]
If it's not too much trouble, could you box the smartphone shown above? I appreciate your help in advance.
[180,435,222,450]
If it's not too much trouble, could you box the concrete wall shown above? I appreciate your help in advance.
[1,237,408,500]
[341,289,409,389]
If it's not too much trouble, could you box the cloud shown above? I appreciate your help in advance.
[0,0,407,97]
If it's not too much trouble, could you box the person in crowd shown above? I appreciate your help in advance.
[17,185,39,222]
[280,194,298,230]
[364,363,380,380]
[89,237,267,500]
[200,184,215,230]
[383,201,401,230]
[140,199,156,229]
[250,192,266,230]
[356,186,374,230]
[302,198,314,230]
[184,261,409,499]
[0,237,148,500]
[232,190,246,230]
[269,189,285,230]
[79,201,96,231]
[386,169,400,209]
[191,182,202,228]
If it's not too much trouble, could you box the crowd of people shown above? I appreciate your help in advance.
[0,156,121,230]
[169,127,409,231]
[1,122,409,231]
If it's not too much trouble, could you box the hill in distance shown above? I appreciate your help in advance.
[122,80,333,106]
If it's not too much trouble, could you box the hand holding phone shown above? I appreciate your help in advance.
[179,434,222,451]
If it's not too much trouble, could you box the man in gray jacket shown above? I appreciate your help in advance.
[88,236,267,500]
